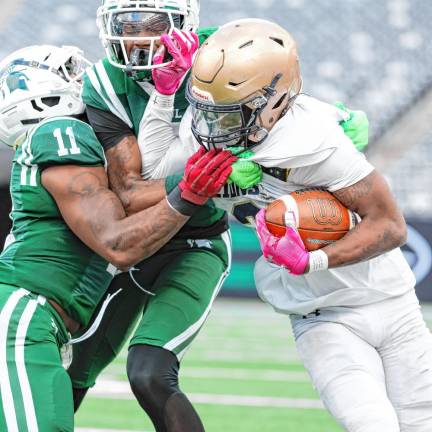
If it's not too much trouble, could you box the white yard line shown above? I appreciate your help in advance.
[88,380,324,410]
[188,351,301,362]
[105,364,309,382]
[190,393,324,409]
[181,367,310,382]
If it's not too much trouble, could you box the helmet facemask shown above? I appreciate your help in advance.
[186,74,298,151]
[97,0,199,79]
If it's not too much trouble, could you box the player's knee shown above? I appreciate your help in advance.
[127,344,179,402]
[127,362,164,399]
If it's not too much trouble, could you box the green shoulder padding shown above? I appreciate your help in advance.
[27,118,105,169]
[197,26,219,44]
[82,64,110,112]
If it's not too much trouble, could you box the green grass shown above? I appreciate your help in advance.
[75,299,432,432]
[76,398,342,432]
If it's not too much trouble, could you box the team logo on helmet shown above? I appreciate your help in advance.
[6,70,30,94]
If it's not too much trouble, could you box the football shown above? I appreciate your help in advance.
[265,189,359,251]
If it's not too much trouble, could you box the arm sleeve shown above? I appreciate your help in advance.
[289,133,375,191]
[86,105,135,151]
[139,91,198,179]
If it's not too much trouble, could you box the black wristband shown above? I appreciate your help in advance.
[166,186,200,217]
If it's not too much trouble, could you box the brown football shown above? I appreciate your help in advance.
[265,189,358,251]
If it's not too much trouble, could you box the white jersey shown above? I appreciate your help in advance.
[140,92,416,315]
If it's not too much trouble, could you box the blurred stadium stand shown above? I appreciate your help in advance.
[0,0,431,296]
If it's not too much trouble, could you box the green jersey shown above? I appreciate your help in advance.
[82,27,218,134]
[82,26,226,236]
[0,117,115,327]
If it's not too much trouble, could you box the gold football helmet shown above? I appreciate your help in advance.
[186,18,302,150]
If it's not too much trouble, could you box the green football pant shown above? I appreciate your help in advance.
[69,231,231,389]
[0,284,72,432]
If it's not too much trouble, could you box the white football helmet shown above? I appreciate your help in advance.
[0,45,91,148]
[97,0,200,76]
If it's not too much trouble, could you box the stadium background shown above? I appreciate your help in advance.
[0,1,431,431]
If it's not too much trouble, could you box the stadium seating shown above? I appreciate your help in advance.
[0,0,431,217]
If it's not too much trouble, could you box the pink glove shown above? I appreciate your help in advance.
[255,209,309,275]
[152,29,199,95]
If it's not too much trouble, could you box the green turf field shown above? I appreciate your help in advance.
[75,299,432,432]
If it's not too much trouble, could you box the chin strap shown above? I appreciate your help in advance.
[263,73,283,97]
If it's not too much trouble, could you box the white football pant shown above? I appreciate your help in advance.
[291,289,432,432]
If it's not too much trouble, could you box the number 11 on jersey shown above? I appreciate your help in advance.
[54,127,81,157]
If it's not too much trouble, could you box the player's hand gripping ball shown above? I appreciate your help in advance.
[255,190,358,274]
[256,209,310,275]
[264,189,358,251]
[179,147,238,205]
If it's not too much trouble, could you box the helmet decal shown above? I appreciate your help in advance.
[191,86,214,103]
[6,70,30,94]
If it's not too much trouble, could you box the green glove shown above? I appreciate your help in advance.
[334,101,369,152]
[228,147,263,189]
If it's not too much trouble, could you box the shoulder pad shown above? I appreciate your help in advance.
[197,27,219,45]
[82,60,134,128]
[25,117,105,168]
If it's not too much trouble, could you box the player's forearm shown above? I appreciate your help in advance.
[43,165,185,269]
[104,136,168,215]
[140,92,195,179]
[140,92,179,178]
[321,216,407,268]
[115,177,167,215]
[322,172,407,268]
[101,199,187,269]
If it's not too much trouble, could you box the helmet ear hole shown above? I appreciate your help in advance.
[272,93,287,110]
[31,100,44,112]
[41,96,60,107]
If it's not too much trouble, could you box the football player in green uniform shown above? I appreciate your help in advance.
[0,44,235,432]
[68,2,243,431]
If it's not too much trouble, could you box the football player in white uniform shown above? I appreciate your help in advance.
[137,18,432,432]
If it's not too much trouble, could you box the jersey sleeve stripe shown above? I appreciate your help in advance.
[94,62,133,128]
[17,136,30,166]
[86,68,121,123]
[29,166,38,187]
